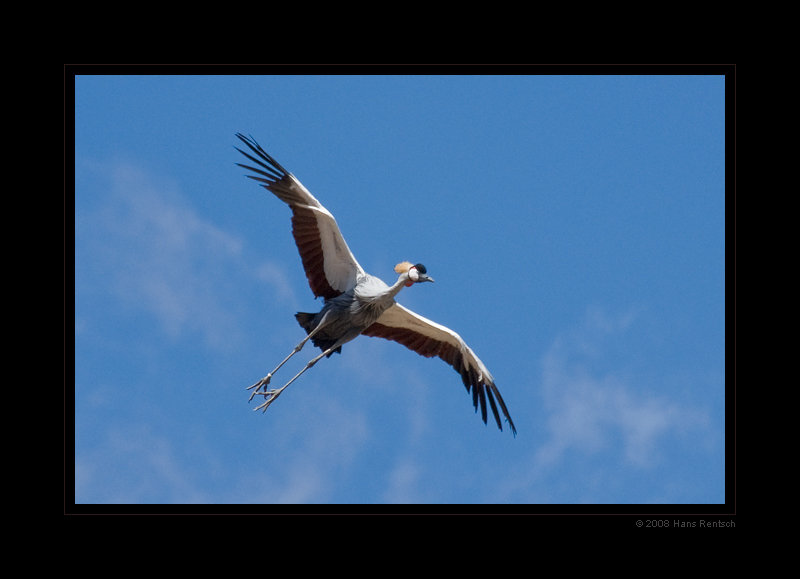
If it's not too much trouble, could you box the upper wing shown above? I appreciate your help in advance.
[235,134,365,299]
[362,304,516,435]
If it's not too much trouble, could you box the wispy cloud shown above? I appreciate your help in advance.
[75,425,208,504]
[76,160,298,351]
[383,458,422,503]
[255,261,300,310]
[230,397,370,504]
[541,308,710,466]
[507,307,718,503]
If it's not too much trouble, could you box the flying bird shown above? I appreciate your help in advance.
[234,134,516,435]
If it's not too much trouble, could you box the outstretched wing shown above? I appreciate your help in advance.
[235,133,365,299]
[363,304,516,435]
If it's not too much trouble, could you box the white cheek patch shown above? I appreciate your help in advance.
[408,267,419,282]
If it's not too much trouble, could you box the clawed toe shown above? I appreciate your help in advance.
[247,374,273,401]
[253,387,285,412]
[247,336,327,412]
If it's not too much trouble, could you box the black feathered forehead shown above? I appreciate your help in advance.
[413,264,427,274]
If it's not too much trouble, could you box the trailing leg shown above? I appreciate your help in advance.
[247,312,331,401]
[252,341,342,412]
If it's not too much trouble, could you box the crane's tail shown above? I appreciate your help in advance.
[294,312,316,334]
[294,312,342,357]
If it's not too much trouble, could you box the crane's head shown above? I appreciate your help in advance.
[395,262,435,286]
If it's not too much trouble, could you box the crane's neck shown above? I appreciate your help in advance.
[354,271,412,306]
[385,271,412,300]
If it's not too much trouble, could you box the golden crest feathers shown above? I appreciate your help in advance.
[394,261,413,274]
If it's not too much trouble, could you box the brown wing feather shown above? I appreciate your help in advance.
[289,207,341,299]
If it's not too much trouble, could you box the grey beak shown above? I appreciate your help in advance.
[419,274,435,283]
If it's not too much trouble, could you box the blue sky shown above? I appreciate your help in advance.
[74,74,727,506]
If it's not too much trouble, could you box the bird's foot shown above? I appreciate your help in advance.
[247,374,272,401]
[252,386,287,413]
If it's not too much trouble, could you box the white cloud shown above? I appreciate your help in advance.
[383,458,422,503]
[256,261,300,308]
[75,425,208,504]
[536,308,708,469]
[505,307,717,503]
[233,397,370,504]
[77,161,253,350]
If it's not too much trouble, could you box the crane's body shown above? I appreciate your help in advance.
[295,270,412,356]
[235,134,515,435]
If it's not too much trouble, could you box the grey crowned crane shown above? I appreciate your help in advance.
[235,134,515,435]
